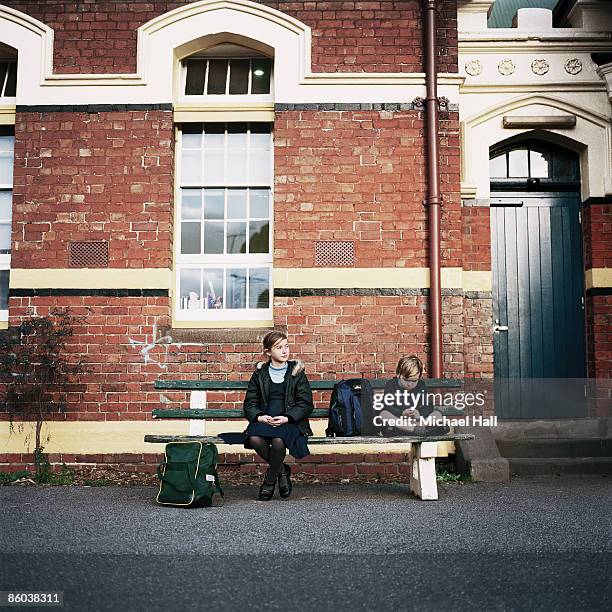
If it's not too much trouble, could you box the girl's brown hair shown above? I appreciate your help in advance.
[396,355,424,379]
[262,330,288,357]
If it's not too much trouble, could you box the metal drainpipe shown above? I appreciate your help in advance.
[423,0,443,378]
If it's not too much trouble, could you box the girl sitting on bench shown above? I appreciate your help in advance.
[242,331,314,501]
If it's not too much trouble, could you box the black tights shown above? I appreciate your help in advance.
[248,436,287,484]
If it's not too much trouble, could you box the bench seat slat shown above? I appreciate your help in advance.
[144,434,475,444]
[154,378,463,391]
[152,408,466,419]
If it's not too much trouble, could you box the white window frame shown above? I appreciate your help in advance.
[0,130,14,322]
[175,123,274,323]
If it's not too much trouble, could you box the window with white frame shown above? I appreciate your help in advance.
[0,60,16,98]
[181,44,272,99]
[0,127,14,320]
[176,122,273,321]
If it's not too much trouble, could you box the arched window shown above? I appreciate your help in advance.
[181,43,273,99]
[489,140,580,188]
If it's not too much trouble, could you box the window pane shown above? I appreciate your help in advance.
[227,189,247,218]
[0,154,13,185]
[182,131,202,149]
[181,149,202,183]
[181,222,201,254]
[203,269,224,309]
[489,153,506,178]
[249,132,271,184]
[251,58,272,94]
[181,189,201,220]
[203,222,224,254]
[0,191,11,220]
[508,149,528,178]
[249,268,270,309]
[5,63,16,97]
[185,60,206,95]
[207,59,227,94]
[249,220,269,254]
[0,222,11,251]
[180,268,201,310]
[229,59,249,94]
[530,150,550,178]
[227,268,247,309]
[227,125,248,183]
[204,189,224,220]
[203,125,224,183]
[0,269,8,310]
[250,190,269,218]
[227,221,247,254]
[0,136,14,154]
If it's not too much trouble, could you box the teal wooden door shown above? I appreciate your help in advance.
[491,192,586,418]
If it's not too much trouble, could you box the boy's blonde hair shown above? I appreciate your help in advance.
[262,330,288,357]
[396,355,424,380]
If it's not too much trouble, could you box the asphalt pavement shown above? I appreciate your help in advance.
[1,475,611,612]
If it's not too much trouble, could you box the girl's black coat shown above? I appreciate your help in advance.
[243,360,314,436]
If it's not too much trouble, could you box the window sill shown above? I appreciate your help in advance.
[159,324,286,344]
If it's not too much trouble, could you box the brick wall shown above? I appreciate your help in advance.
[2,1,458,75]
[12,110,174,269]
[274,109,462,268]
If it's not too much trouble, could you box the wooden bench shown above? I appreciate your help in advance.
[145,378,474,500]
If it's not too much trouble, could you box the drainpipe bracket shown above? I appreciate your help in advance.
[423,196,443,208]
[411,96,449,110]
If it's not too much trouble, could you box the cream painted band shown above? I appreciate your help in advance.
[9,268,172,289]
[0,1,461,106]
[172,319,273,328]
[586,268,612,290]
[274,267,492,291]
[174,103,274,123]
[0,105,15,125]
[0,320,8,329]
[0,420,453,457]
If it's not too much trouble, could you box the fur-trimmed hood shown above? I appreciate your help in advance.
[256,359,305,376]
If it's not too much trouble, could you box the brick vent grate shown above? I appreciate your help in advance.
[314,241,355,267]
[69,241,109,268]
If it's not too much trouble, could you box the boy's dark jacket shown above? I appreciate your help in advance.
[243,359,314,436]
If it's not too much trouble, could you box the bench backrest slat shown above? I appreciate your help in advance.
[154,378,463,391]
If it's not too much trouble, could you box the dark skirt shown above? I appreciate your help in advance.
[219,422,311,459]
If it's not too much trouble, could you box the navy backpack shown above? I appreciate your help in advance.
[325,378,375,437]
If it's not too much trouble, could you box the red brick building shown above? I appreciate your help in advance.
[0,0,610,476]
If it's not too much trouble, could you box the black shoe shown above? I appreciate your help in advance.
[278,464,292,499]
[258,477,276,501]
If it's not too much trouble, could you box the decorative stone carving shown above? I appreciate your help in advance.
[498,60,515,76]
[465,60,483,76]
[565,58,583,75]
[531,59,550,75]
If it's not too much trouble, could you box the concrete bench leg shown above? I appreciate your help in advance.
[190,391,206,435]
[410,442,438,501]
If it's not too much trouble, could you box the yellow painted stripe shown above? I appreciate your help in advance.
[274,267,467,289]
[0,106,16,125]
[174,104,274,123]
[9,268,172,289]
[462,271,492,292]
[0,421,453,457]
[585,268,612,289]
[0,320,8,329]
